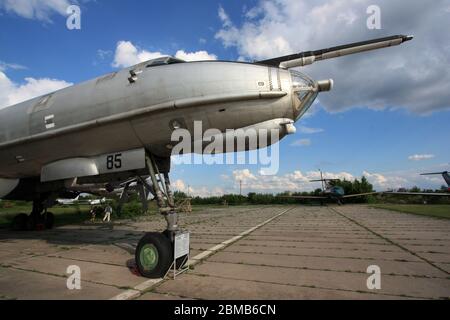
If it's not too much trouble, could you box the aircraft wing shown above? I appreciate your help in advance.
[280,195,328,200]
[342,192,380,198]
[256,35,413,68]
[383,192,450,197]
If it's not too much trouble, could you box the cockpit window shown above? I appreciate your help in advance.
[290,70,317,120]
[145,56,185,68]
[290,70,315,89]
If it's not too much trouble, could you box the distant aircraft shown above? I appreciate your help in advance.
[55,195,81,205]
[0,34,413,277]
[56,195,108,206]
[283,171,379,205]
[383,171,450,196]
[86,197,108,205]
[422,171,450,192]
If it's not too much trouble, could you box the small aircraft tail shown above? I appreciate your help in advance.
[421,171,450,188]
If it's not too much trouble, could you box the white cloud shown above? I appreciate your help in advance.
[218,5,233,28]
[174,50,217,62]
[216,1,450,114]
[233,169,257,182]
[173,179,224,197]
[0,61,27,72]
[230,169,358,193]
[174,167,446,197]
[297,125,324,134]
[290,138,311,147]
[228,168,418,193]
[0,0,71,22]
[308,170,355,182]
[408,154,435,161]
[112,41,165,68]
[0,71,72,109]
[362,171,407,190]
[112,41,217,68]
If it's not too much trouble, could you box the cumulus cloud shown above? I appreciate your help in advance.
[362,171,407,189]
[408,154,435,161]
[174,50,218,62]
[0,0,71,22]
[233,169,257,182]
[0,71,72,109]
[112,40,217,68]
[173,179,225,197]
[230,169,357,192]
[174,166,446,197]
[229,168,427,193]
[215,0,450,114]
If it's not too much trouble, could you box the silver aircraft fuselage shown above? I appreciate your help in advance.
[0,34,413,200]
[0,60,316,184]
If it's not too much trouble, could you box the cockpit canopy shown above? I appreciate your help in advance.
[128,56,186,71]
[144,56,185,68]
[290,70,318,121]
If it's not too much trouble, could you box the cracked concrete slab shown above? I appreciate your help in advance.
[0,205,449,300]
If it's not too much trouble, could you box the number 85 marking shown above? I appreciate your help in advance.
[106,153,122,170]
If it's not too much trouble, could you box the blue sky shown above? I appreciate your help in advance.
[1,0,449,195]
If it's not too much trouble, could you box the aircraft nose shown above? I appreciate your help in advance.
[317,79,334,92]
[290,70,334,121]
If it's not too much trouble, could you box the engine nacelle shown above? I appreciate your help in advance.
[187,118,297,154]
[0,178,19,198]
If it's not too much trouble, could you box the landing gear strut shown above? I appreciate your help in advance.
[11,198,54,231]
[134,153,187,278]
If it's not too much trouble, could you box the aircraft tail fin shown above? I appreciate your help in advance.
[421,171,450,187]
[443,172,450,187]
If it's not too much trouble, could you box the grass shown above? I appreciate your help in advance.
[0,200,227,229]
[0,202,92,229]
[370,204,450,220]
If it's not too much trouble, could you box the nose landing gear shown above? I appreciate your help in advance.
[134,153,186,278]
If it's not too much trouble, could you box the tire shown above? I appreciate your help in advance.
[11,214,28,231]
[44,212,54,229]
[135,232,173,278]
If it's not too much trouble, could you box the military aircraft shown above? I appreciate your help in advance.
[383,171,450,196]
[55,195,108,206]
[282,171,379,205]
[0,34,412,278]
[422,171,450,191]
[55,195,81,205]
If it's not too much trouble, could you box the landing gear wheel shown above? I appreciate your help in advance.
[135,232,173,278]
[44,212,54,229]
[11,214,28,231]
